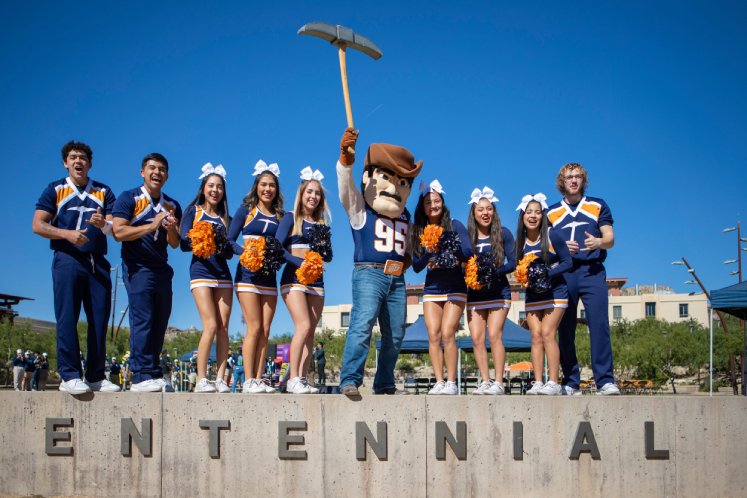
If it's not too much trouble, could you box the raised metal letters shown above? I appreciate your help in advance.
[45,417,73,456]
[435,421,466,460]
[199,420,230,458]
[513,421,523,460]
[356,421,387,461]
[644,421,670,460]
[278,421,308,460]
[570,421,601,460]
[121,418,152,457]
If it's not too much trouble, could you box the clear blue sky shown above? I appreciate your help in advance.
[3,1,746,338]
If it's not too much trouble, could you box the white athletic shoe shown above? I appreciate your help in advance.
[242,379,257,393]
[130,379,163,393]
[245,379,267,394]
[86,378,121,392]
[597,383,621,395]
[486,381,505,395]
[154,377,175,392]
[258,378,276,393]
[526,381,544,395]
[214,379,231,393]
[428,380,446,395]
[195,378,217,393]
[59,378,92,395]
[538,380,562,396]
[562,385,583,396]
[301,377,319,394]
[472,380,493,395]
[441,381,458,395]
[287,377,311,394]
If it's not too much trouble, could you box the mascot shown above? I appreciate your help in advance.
[335,128,422,396]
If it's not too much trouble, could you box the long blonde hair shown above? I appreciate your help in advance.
[292,179,331,236]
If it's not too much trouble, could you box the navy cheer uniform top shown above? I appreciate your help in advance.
[466,227,517,310]
[520,229,572,311]
[412,219,473,302]
[275,212,326,295]
[179,204,233,289]
[228,204,280,294]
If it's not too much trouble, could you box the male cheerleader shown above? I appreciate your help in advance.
[547,163,620,395]
[112,153,181,392]
[336,128,422,396]
[33,140,120,394]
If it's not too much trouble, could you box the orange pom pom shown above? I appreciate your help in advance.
[188,221,217,259]
[420,224,444,252]
[514,253,538,287]
[464,255,483,290]
[239,236,266,271]
[296,251,324,285]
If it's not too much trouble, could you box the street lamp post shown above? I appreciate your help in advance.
[672,258,739,394]
[723,222,746,396]
[109,265,119,341]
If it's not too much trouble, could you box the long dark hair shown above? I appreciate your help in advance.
[515,201,551,264]
[466,201,504,266]
[408,192,453,258]
[242,172,284,220]
[187,173,230,226]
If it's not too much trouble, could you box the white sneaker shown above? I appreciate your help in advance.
[472,380,493,395]
[287,377,311,394]
[538,380,562,395]
[244,379,266,394]
[258,378,276,393]
[86,378,121,392]
[597,383,621,395]
[441,381,458,395]
[214,379,231,393]
[130,379,163,392]
[562,385,583,396]
[59,378,92,395]
[154,377,175,392]
[526,381,544,395]
[195,378,217,393]
[486,381,505,395]
[428,380,446,395]
[301,378,319,394]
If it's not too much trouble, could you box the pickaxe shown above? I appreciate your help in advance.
[298,22,383,153]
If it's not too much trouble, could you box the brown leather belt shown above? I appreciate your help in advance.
[354,260,404,277]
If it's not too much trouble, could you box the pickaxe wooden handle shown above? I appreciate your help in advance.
[337,44,355,153]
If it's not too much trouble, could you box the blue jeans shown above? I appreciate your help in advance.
[232,366,245,393]
[339,266,406,393]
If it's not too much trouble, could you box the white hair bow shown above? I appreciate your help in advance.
[419,179,445,197]
[516,193,548,211]
[253,159,280,177]
[299,166,324,182]
[468,186,499,204]
[198,162,227,180]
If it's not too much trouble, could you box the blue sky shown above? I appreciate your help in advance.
[2,1,746,338]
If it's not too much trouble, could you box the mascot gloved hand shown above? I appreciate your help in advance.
[339,128,359,167]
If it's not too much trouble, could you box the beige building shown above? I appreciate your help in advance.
[318,277,709,335]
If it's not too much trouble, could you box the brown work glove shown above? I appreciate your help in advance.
[339,128,359,166]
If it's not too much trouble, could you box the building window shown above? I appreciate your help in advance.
[579,309,586,319]
[519,311,526,321]
[341,312,350,327]
[645,302,656,318]
[679,303,689,318]
[613,305,622,320]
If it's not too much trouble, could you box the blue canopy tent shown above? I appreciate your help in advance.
[375,316,431,353]
[712,280,747,320]
[456,319,531,352]
[180,343,217,362]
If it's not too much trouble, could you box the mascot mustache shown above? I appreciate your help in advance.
[378,191,402,203]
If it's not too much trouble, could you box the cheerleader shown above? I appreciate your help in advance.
[409,180,473,395]
[275,167,332,394]
[515,194,572,395]
[228,160,284,393]
[465,187,516,395]
[179,163,233,393]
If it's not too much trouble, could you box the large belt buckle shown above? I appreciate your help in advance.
[383,259,403,276]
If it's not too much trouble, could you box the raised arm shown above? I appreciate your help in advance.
[336,128,366,228]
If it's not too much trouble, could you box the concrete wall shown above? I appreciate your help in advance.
[0,393,745,498]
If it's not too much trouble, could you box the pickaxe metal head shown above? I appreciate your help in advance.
[298,22,383,60]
